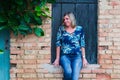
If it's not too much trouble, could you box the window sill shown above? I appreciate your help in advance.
[82,64,100,70]
[81,64,105,74]
[39,63,105,74]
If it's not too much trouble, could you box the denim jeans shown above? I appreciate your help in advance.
[60,54,83,80]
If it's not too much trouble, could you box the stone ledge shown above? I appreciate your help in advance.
[39,63,104,74]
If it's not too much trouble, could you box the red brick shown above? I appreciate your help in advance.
[45,74,54,78]
[113,60,120,64]
[101,64,113,69]
[98,59,105,64]
[112,55,120,59]
[17,60,24,64]
[105,60,113,64]
[108,46,117,50]
[10,60,17,64]
[24,60,37,64]
[37,60,50,64]
[98,19,109,24]
[109,1,120,7]
[113,65,120,69]
[97,73,111,80]
[83,74,96,78]
[10,68,17,74]
[44,54,51,59]
[23,79,38,80]
[11,50,24,54]
[99,42,112,46]
[98,46,108,50]
[92,69,105,73]
[99,54,112,59]
[99,32,108,37]
[81,69,92,74]
[23,64,37,69]
[16,69,24,73]
[24,69,35,73]
[98,37,105,41]
[109,9,120,15]
[17,78,23,80]
[111,74,120,78]
[24,42,38,47]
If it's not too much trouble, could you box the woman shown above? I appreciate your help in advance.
[53,12,88,80]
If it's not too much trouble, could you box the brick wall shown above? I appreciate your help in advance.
[10,0,120,80]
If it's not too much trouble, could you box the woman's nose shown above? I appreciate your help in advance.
[64,19,67,23]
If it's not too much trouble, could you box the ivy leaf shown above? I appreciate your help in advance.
[34,27,44,37]
[35,6,41,12]
[11,26,19,36]
[19,24,30,31]
[0,15,7,23]
[33,14,42,25]
[0,0,54,37]
[41,12,48,17]
[0,49,4,54]
[47,0,56,3]
[15,0,23,5]
[0,26,6,30]
[24,13,30,23]
[40,0,47,7]
[18,24,32,33]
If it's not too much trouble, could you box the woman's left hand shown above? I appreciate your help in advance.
[83,58,88,67]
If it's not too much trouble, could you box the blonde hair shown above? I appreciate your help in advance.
[62,12,76,28]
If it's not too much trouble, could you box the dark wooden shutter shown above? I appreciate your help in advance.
[51,0,98,64]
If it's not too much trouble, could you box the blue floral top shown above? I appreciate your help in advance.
[56,26,85,55]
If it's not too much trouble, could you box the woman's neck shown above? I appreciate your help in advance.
[65,26,76,34]
[65,25,73,29]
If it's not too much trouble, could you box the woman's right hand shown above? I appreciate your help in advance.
[53,59,60,66]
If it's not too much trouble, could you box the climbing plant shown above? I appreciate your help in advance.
[0,0,55,37]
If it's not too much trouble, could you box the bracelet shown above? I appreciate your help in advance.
[82,56,85,58]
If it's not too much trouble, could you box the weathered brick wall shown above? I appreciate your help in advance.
[98,0,120,80]
[10,0,120,80]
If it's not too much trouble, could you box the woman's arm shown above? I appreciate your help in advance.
[53,27,62,66]
[53,46,60,66]
[56,46,60,61]
[81,47,85,58]
[81,47,88,67]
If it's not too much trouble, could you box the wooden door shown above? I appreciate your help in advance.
[51,0,98,64]
[0,30,10,80]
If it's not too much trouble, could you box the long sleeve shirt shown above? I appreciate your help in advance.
[56,26,85,55]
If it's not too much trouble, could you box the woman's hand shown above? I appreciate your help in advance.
[53,59,60,66]
[83,58,88,67]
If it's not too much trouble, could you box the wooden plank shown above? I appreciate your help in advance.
[62,4,75,18]
[88,4,98,64]
[56,0,76,3]
[51,4,62,63]
[77,0,97,3]
[56,0,97,3]
[76,4,89,41]
[76,4,95,63]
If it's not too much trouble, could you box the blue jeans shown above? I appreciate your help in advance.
[60,54,83,80]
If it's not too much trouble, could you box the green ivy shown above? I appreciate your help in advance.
[0,49,4,54]
[0,0,55,37]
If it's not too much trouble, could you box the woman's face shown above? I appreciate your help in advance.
[63,15,72,27]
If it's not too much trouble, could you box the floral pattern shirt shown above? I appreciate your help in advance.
[56,26,85,55]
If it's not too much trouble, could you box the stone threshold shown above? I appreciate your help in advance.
[39,63,105,74]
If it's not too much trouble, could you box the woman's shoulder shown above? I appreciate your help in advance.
[76,25,83,30]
